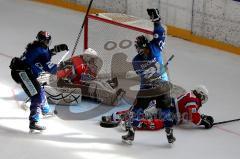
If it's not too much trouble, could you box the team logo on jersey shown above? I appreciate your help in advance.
[140,57,157,69]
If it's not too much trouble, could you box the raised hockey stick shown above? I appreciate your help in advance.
[158,54,175,77]
[213,118,240,125]
[71,0,94,56]
[164,54,175,68]
[58,50,69,65]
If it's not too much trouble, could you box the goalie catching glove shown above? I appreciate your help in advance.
[147,8,161,22]
[51,44,69,55]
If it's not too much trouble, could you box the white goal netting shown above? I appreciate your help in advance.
[84,13,159,79]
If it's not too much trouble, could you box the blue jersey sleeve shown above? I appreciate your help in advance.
[38,48,57,74]
[150,22,166,52]
[22,46,57,77]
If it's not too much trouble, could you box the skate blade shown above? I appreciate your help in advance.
[122,139,133,145]
[21,103,29,111]
[42,114,55,119]
[42,110,58,119]
[168,139,176,144]
[29,129,44,134]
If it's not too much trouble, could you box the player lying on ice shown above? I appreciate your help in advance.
[101,85,214,130]
[56,48,126,106]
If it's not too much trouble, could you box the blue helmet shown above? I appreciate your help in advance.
[135,35,149,54]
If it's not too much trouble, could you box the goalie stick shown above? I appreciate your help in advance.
[58,50,69,65]
[213,118,240,125]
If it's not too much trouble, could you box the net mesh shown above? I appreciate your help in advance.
[84,13,156,79]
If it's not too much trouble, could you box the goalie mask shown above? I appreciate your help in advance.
[135,35,149,55]
[193,85,208,104]
[82,48,103,72]
[36,31,52,47]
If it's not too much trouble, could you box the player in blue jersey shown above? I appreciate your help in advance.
[10,31,68,132]
[122,9,176,144]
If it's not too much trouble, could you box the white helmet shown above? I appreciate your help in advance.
[193,85,208,104]
[82,48,98,61]
[81,48,103,72]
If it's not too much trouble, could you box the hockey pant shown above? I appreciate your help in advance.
[10,57,41,97]
[130,92,174,128]
[10,58,49,122]
[29,87,50,122]
[11,69,50,122]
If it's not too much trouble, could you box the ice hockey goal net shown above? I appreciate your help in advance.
[84,13,156,79]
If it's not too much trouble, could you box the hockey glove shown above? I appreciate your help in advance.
[200,115,214,129]
[147,8,161,22]
[51,44,69,55]
[201,114,214,124]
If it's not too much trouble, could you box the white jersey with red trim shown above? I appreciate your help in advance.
[176,92,202,125]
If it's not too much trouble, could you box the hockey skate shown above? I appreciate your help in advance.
[122,127,135,145]
[29,121,46,134]
[165,128,176,144]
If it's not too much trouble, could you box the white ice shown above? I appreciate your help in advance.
[0,1,240,159]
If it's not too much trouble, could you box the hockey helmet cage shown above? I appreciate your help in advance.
[193,85,208,104]
[82,48,98,62]
[83,48,98,57]
[82,48,103,71]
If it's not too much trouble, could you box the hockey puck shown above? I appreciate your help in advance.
[100,121,119,128]
[54,110,58,115]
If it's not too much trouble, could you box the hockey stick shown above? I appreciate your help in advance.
[213,118,240,125]
[71,0,94,56]
[148,54,175,83]
[58,50,69,65]
[157,54,175,77]
[164,54,175,68]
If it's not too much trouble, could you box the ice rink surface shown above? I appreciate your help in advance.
[0,1,240,159]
